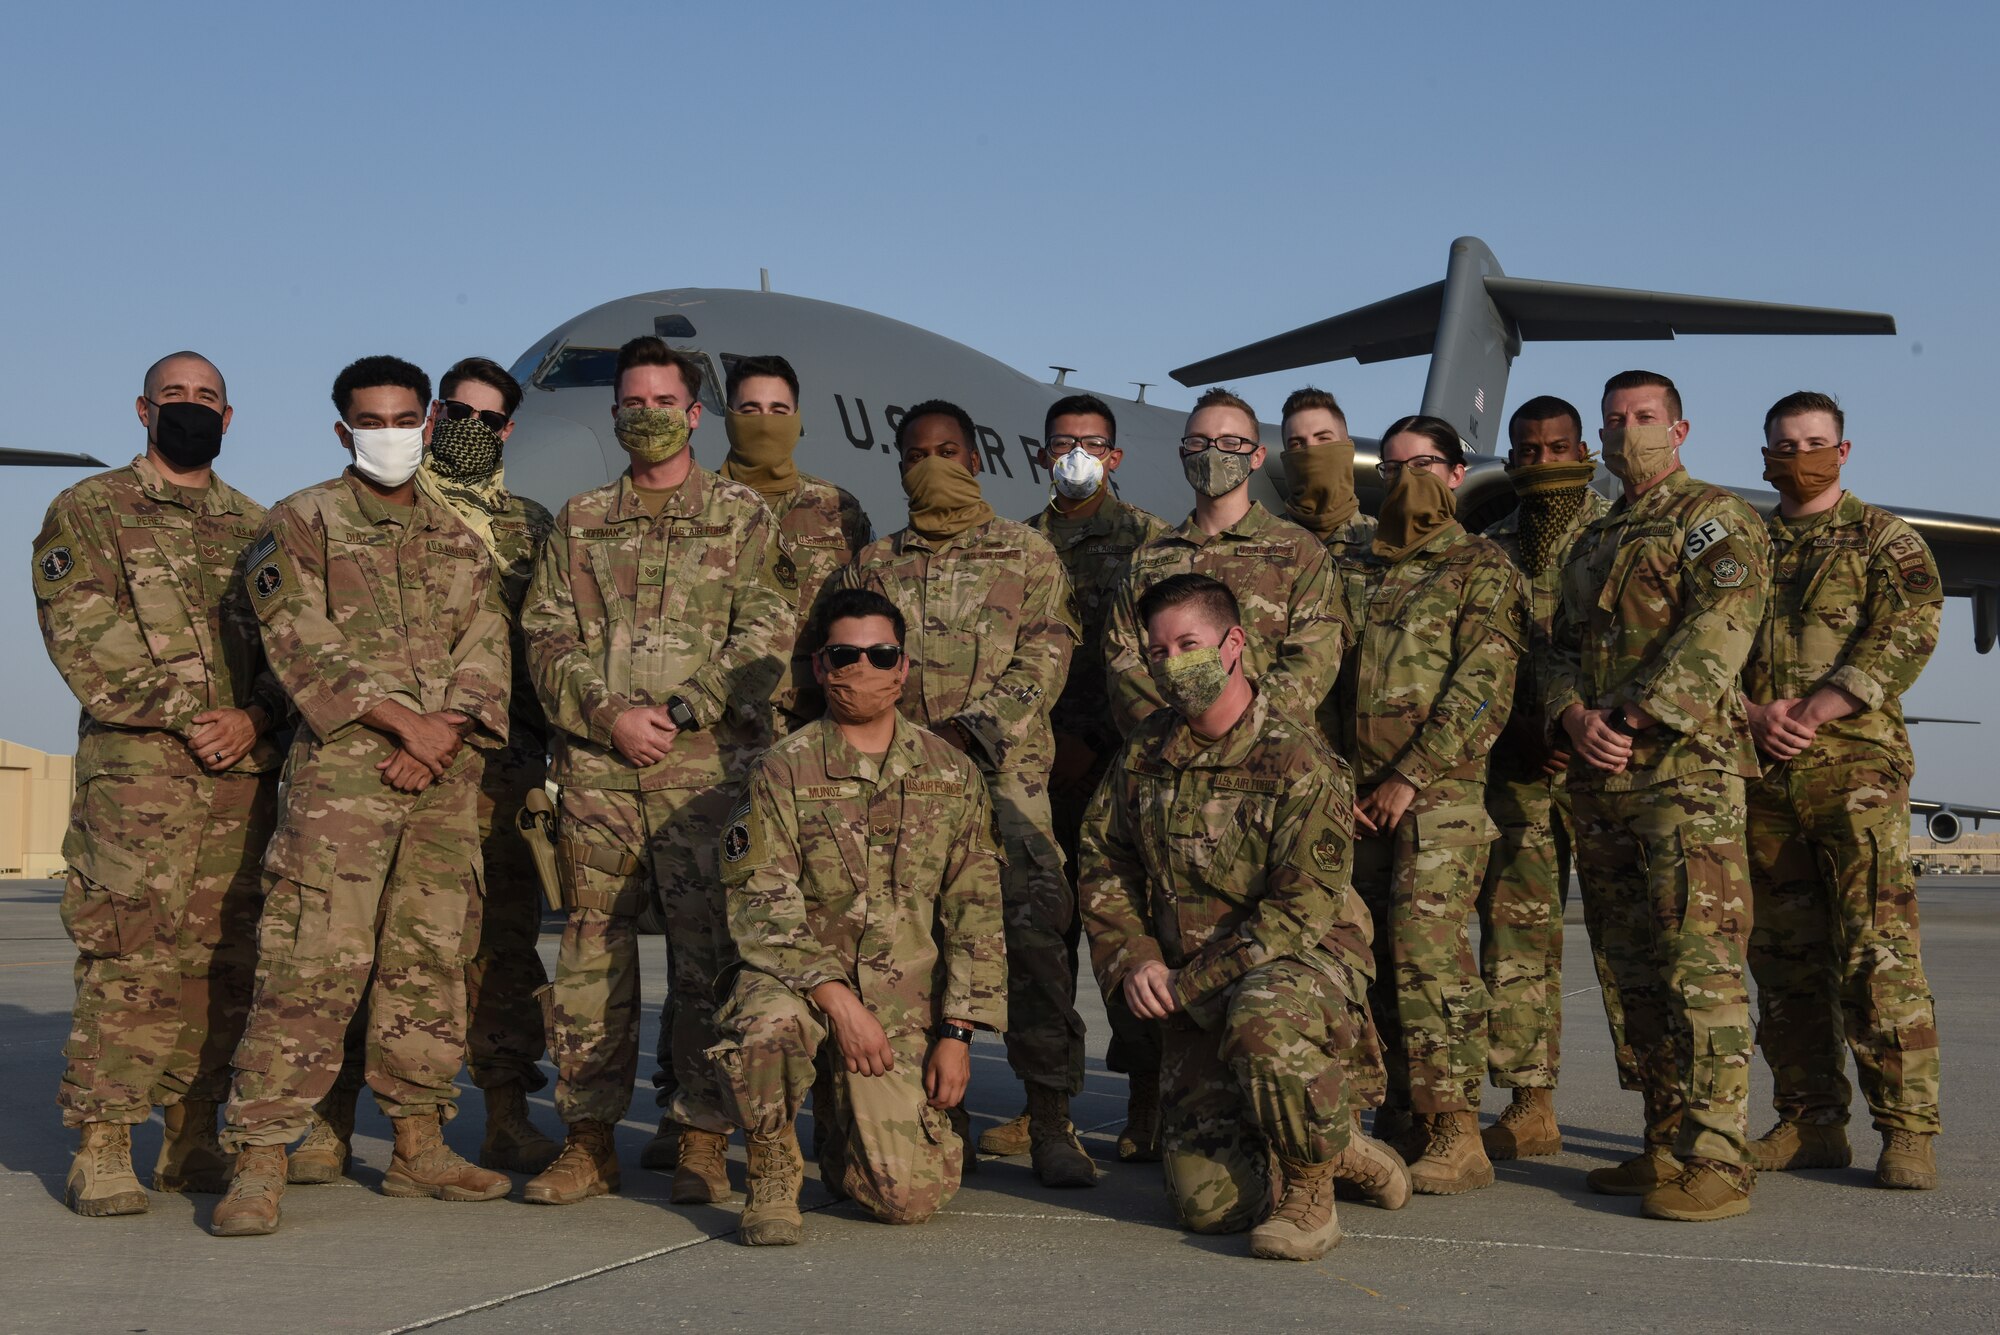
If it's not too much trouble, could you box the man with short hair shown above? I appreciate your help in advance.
[1548,369,1771,1221]
[1083,574,1401,1261]
[213,355,515,1236]
[1278,385,1375,630]
[709,588,1006,1243]
[34,352,286,1216]
[1740,391,1943,1190]
[1474,395,1619,1160]
[520,336,794,1208]
[839,399,1092,1188]
[1104,387,1345,740]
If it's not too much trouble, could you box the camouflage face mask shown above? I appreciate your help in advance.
[1181,446,1257,499]
[1599,424,1677,486]
[1150,644,1229,716]
[614,405,691,463]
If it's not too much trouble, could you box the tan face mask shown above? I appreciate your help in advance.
[822,659,905,725]
[902,454,995,540]
[1599,424,1678,486]
[1371,467,1457,562]
[1506,459,1599,576]
[1762,447,1843,506]
[720,412,804,499]
[1282,440,1359,539]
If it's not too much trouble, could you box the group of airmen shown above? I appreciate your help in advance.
[35,336,1944,1262]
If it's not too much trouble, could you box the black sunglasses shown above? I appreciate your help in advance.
[440,399,511,432]
[816,643,904,671]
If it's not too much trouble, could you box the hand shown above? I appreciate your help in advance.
[1122,960,1181,1021]
[1355,775,1417,835]
[377,748,436,793]
[1540,746,1573,778]
[811,982,895,1077]
[396,710,467,777]
[1562,704,1632,774]
[1749,697,1817,760]
[188,707,260,772]
[610,706,679,767]
[924,1034,972,1109]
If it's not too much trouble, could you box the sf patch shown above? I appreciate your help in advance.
[1708,554,1747,588]
[1683,517,1731,560]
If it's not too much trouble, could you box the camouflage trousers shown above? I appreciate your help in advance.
[1571,771,1754,1167]
[58,769,276,1127]
[544,783,734,1131]
[709,970,964,1225]
[1353,778,1496,1115]
[464,744,550,1092]
[1161,954,1363,1235]
[1747,762,1940,1134]
[988,767,1088,1095]
[1478,769,1633,1090]
[1051,746,1159,1081]
[224,747,482,1148]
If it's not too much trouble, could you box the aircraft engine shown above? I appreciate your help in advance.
[1928,808,1964,844]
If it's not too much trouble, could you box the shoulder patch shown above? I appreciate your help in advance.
[772,552,798,590]
[1311,832,1345,874]
[721,797,755,866]
[1683,517,1731,560]
[252,559,286,601]
[245,533,278,569]
[1902,566,1936,592]
[1708,554,1747,588]
[35,537,76,588]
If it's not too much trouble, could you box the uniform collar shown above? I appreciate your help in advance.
[1171,498,1275,547]
[343,468,438,530]
[897,515,995,555]
[608,464,708,524]
[820,713,926,786]
[129,453,242,516]
[1158,689,1268,770]
[1771,489,1861,538]
[1038,493,1127,545]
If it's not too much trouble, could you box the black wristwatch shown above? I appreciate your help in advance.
[934,1022,975,1045]
[1605,708,1641,738]
[666,695,700,732]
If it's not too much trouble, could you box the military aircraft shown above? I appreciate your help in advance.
[498,237,2000,653]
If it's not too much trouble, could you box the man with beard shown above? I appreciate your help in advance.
[708,589,1006,1243]
[838,399,1092,1188]
[1740,390,1943,1190]
[35,351,286,1215]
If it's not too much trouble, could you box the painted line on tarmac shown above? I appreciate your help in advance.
[0,960,66,968]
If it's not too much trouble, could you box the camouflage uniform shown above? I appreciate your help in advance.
[1104,502,1347,739]
[223,471,512,1148]
[34,456,286,1127]
[1081,691,1375,1233]
[839,517,1083,1095]
[763,475,871,735]
[1742,491,1942,1134]
[417,473,558,1093]
[1337,523,1525,1114]
[521,468,791,1130]
[1547,467,1771,1167]
[1479,490,1628,1092]
[707,716,1007,1223]
[1026,491,1170,1080]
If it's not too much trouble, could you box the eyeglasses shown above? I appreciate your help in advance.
[1180,435,1260,455]
[1046,435,1114,457]
[1763,440,1838,457]
[441,399,511,432]
[1375,455,1451,480]
[816,643,904,671]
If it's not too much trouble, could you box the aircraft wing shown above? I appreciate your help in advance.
[1911,800,2000,819]
[0,446,105,467]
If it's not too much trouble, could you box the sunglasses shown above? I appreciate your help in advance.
[816,643,904,671]
[440,399,511,432]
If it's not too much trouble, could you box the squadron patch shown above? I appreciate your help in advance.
[1311,833,1344,874]
[774,553,798,591]
[1709,555,1746,588]
[721,799,753,864]
[1903,566,1936,592]
[253,562,284,599]
[38,546,74,583]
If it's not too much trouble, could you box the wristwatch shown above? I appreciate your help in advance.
[1605,708,1641,738]
[666,695,700,731]
[933,1021,976,1045]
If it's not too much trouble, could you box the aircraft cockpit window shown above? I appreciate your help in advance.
[536,346,621,389]
[509,339,556,389]
[654,315,698,339]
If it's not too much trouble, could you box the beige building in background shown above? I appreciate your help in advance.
[0,739,73,877]
[1912,830,2000,874]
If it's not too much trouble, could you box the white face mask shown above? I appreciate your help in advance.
[1052,448,1105,501]
[348,426,425,487]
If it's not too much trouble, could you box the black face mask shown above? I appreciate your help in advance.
[149,400,224,469]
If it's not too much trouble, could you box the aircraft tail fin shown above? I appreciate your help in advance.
[1169,236,1897,453]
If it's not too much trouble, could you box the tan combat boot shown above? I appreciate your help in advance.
[1117,1074,1162,1164]
[1641,1157,1753,1221]
[524,1120,620,1204]
[1331,1113,1412,1210]
[670,1128,734,1203]
[479,1083,560,1174]
[287,1091,357,1185]
[1407,1109,1496,1195]
[639,1113,681,1172]
[1748,1119,1852,1171]
[1249,1158,1340,1260]
[1027,1084,1098,1188]
[1586,1146,1682,1196]
[66,1123,148,1217]
[382,1110,511,1201]
[1876,1130,1938,1190]
[978,1107,1032,1157]
[210,1144,287,1237]
[154,1100,232,1194]
[740,1126,806,1246]
[1482,1088,1562,1160]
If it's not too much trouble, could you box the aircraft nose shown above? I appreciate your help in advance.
[505,405,619,512]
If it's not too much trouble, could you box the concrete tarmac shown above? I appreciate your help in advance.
[2,875,1994,1334]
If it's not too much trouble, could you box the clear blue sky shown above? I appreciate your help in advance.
[4,2,1996,802]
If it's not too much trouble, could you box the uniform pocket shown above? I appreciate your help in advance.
[1412,803,1500,850]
